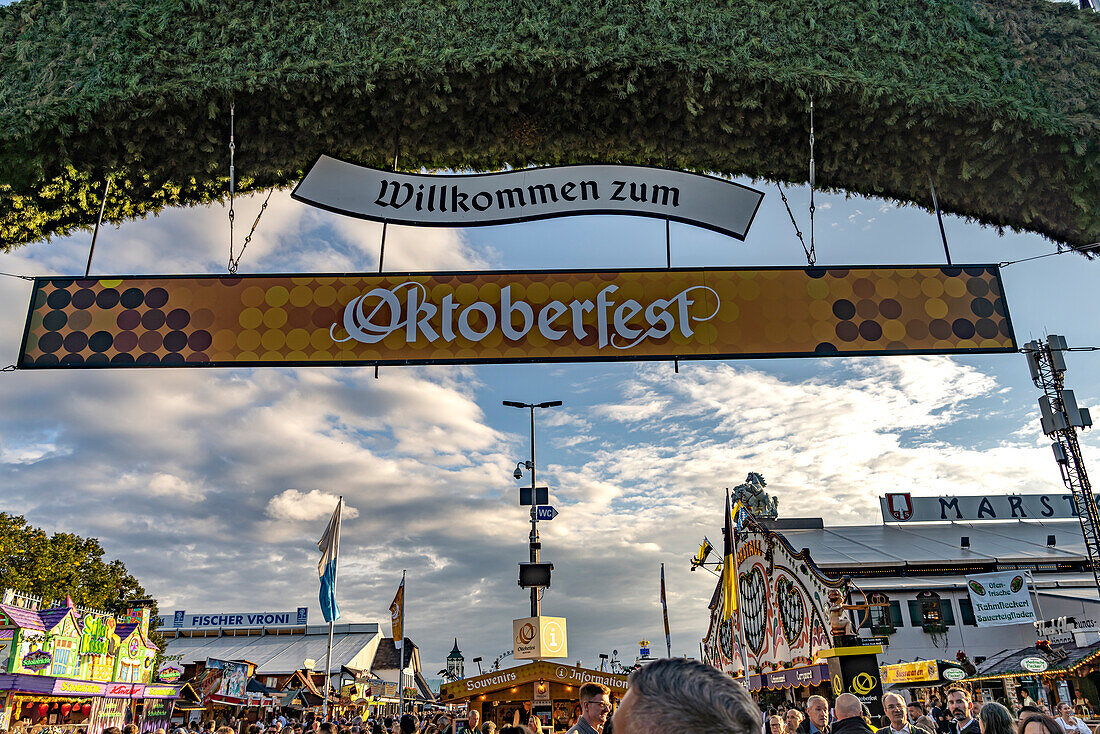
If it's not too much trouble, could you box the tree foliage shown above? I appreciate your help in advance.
[0,0,1097,250]
[0,513,154,616]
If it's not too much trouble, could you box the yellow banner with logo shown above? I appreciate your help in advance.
[882,660,939,685]
[20,266,1014,368]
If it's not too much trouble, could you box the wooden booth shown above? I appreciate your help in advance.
[438,662,628,732]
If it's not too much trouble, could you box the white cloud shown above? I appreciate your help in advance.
[265,489,361,522]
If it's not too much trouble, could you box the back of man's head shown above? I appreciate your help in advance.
[398,715,417,734]
[622,657,759,734]
[834,694,862,721]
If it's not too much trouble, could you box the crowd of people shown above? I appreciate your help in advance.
[763,688,1099,734]
[10,662,1095,734]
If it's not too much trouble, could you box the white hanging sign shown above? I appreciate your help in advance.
[292,156,765,240]
[965,571,1036,627]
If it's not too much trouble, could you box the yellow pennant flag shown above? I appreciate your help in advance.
[722,496,740,620]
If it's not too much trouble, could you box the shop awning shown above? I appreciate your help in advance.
[246,678,277,695]
[967,640,1100,683]
[747,663,829,692]
[174,683,205,711]
[881,660,969,688]
[279,687,324,708]
[439,661,628,704]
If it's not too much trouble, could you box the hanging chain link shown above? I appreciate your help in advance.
[777,182,812,265]
[807,95,816,265]
[225,100,272,275]
[778,95,818,266]
[227,101,237,273]
[228,188,273,275]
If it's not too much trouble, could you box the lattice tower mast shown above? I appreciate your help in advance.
[1024,335,1100,592]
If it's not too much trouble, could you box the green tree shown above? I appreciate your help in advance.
[0,513,156,617]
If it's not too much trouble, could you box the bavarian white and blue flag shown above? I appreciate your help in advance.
[317,497,342,622]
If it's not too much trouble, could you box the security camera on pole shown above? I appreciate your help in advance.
[504,400,568,661]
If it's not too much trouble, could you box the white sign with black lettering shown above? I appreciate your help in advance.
[880,492,1097,523]
[966,571,1036,627]
[293,156,764,240]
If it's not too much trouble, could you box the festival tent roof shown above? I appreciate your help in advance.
[0,604,45,631]
[772,520,1090,568]
[37,604,76,632]
[967,640,1100,682]
[162,622,383,675]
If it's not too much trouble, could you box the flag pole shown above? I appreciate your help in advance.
[323,496,342,721]
[661,563,672,658]
[398,569,406,717]
[733,500,751,681]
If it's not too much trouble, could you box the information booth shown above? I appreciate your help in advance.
[439,662,627,732]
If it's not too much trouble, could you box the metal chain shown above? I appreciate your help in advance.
[228,188,274,275]
[808,95,816,265]
[227,101,236,273]
[777,181,813,265]
[224,100,273,274]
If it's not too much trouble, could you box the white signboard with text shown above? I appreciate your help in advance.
[881,493,1096,523]
[293,156,764,240]
[966,571,1036,627]
[156,608,308,629]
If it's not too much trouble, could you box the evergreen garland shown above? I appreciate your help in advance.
[0,0,1097,250]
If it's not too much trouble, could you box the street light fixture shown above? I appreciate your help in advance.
[504,399,562,617]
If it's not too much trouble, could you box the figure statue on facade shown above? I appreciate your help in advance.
[731,472,779,519]
[827,588,858,642]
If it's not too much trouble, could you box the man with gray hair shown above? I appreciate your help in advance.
[611,657,759,734]
[799,696,831,734]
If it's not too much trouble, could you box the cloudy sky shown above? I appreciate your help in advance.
[2,148,1099,677]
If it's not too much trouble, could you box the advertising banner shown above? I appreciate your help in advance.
[882,660,939,685]
[882,493,1096,523]
[52,678,108,696]
[198,658,253,704]
[293,157,765,240]
[19,266,1014,369]
[155,609,308,629]
[966,571,1036,627]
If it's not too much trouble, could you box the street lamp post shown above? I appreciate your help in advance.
[504,399,562,617]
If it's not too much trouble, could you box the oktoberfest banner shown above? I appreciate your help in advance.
[293,156,765,240]
[18,265,1015,369]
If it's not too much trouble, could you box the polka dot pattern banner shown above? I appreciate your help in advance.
[17,267,1016,369]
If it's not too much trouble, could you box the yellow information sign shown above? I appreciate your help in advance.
[513,616,568,660]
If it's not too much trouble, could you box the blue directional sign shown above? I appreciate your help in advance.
[536,505,559,521]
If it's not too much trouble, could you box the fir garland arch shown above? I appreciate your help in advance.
[0,0,1097,250]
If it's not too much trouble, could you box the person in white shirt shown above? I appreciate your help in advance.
[1055,702,1090,734]
[877,694,932,734]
